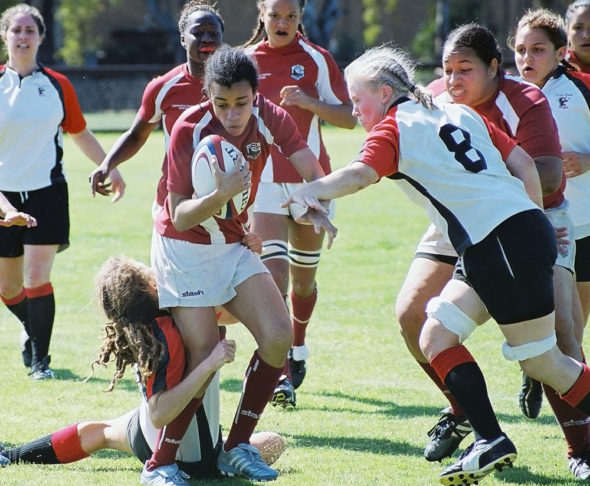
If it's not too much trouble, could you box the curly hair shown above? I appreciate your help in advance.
[242,0,306,47]
[88,256,164,392]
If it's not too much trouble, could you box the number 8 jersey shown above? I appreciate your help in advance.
[357,97,539,256]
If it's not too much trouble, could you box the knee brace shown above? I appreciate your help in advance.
[261,240,289,262]
[288,246,321,268]
[502,333,557,361]
[426,297,477,343]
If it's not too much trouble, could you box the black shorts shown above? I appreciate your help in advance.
[126,406,222,479]
[0,184,70,257]
[575,235,590,282]
[455,209,556,324]
[414,252,458,266]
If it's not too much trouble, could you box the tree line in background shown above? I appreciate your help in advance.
[0,0,579,66]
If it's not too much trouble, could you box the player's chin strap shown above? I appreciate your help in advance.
[426,297,477,343]
[502,333,557,361]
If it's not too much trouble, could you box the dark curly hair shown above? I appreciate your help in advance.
[178,0,224,34]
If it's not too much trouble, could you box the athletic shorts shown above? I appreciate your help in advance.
[414,223,458,259]
[575,235,590,282]
[544,199,575,272]
[0,184,69,257]
[152,233,269,308]
[455,209,556,324]
[254,181,335,221]
[128,373,222,478]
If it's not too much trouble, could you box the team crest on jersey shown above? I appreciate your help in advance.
[557,94,572,109]
[245,142,261,160]
[38,86,46,96]
[291,64,305,81]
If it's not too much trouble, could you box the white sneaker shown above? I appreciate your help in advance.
[139,463,190,486]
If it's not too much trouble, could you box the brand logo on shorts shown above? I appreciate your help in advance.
[181,290,204,297]
[291,64,304,81]
[245,142,261,160]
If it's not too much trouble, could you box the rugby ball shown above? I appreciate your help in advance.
[191,134,251,219]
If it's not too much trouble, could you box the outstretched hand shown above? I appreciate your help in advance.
[282,191,337,248]
[0,211,37,228]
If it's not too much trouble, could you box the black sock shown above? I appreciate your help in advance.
[6,297,30,334]
[444,361,503,440]
[28,293,55,362]
[4,435,60,464]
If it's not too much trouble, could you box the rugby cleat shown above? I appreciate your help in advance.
[270,377,296,409]
[424,407,473,461]
[439,434,517,485]
[289,345,309,389]
[518,372,543,419]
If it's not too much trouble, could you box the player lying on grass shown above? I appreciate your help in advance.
[0,255,284,485]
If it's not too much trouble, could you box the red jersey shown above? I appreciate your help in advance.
[143,315,186,399]
[247,32,350,182]
[137,64,207,207]
[429,71,564,208]
[566,49,590,75]
[155,93,308,244]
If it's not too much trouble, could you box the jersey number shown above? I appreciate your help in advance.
[439,123,487,173]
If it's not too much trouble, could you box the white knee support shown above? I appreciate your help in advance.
[261,240,289,262]
[502,333,557,361]
[426,297,477,343]
[288,246,321,268]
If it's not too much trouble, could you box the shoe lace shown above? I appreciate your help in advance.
[427,413,454,439]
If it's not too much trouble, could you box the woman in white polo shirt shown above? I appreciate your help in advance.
[0,3,124,380]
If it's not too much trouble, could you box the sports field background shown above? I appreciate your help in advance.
[0,123,581,485]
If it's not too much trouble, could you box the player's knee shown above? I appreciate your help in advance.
[425,297,477,343]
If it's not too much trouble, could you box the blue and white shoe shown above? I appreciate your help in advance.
[0,444,9,467]
[218,442,278,481]
[139,463,190,486]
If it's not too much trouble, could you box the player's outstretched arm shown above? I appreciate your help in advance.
[148,339,236,428]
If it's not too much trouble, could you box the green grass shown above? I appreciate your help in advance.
[0,125,581,485]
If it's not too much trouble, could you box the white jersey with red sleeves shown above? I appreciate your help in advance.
[429,70,564,209]
[543,66,590,238]
[0,64,86,192]
[247,32,350,182]
[359,98,537,255]
[137,63,206,207]
[155,93,308,245]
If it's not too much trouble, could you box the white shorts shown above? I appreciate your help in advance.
[544,199,575,272]
[414,223,457,258]
[152,233,269,308]
[254,181,335,221]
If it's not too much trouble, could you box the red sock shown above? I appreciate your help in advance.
[418,361,465,417]
[291,287,317,346]
[1,287,26,306]
[544,383,590,457]
[52,424,89,464]
[146,398,202,471]
[224,351,282,451]
[430,345,476,383]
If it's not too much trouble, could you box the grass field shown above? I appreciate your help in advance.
[0,125,583,485]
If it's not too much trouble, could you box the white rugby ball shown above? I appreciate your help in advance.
[191,134,251,219]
